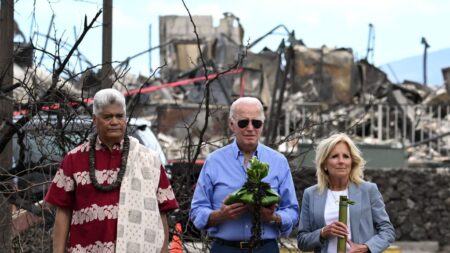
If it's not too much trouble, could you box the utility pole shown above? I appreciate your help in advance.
[148,24,152,73]
[421,37,430,86]
[0,0,14,250]
[101,0,113,89]
[365,23,375,64]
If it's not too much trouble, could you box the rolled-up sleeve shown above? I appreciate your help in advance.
[276,159,300,236]
[189,160,215,231]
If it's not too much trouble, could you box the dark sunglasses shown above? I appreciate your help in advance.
[237,119,263,129]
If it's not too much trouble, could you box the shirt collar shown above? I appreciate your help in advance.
[95,135,124,151]
[231,139,260,160]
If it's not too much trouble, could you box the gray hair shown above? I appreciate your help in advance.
[92,88,126,116]
[229,97,265,120]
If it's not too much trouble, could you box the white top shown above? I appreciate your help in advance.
[324,189,352,253]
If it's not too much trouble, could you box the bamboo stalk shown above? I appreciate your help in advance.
[337,195,354,253]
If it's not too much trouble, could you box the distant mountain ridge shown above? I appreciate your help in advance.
[378,48,450,86]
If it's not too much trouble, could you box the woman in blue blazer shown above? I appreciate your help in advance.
[297,133,395,253]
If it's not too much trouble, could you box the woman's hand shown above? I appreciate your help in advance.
[347,239,369,253]
[320,221,348,239]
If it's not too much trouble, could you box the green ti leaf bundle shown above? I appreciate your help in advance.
[224,156,280,206]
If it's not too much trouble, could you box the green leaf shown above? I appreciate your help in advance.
[225,157,279,205]
[261,189,281,206]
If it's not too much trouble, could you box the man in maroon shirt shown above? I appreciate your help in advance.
[45,88,178,253]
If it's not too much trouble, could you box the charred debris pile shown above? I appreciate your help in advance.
[137,14,450,168]
[12,14,450,168]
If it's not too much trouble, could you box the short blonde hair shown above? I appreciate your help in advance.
[315,133,365,193]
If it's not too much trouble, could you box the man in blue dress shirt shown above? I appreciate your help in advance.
[190,97,299,253]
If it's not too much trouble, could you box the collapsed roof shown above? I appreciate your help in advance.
[153,14,450,166]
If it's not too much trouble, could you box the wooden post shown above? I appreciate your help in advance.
[101,0,113,89]
[0,0,15,251]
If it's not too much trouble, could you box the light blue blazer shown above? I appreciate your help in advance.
[297,181,395,253]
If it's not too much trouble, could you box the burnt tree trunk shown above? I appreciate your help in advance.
[101,0,113,89]
[0,0,15,251]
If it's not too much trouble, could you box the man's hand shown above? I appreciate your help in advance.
[220,202,247,220]
[260,204,277,223]
[52,207,72,253]
[207,198,248,227]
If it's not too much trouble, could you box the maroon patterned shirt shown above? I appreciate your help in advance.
[44,139,178,252]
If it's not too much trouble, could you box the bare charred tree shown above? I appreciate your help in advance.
[0,0,15,251]
[0,5,106,251]
[101,0,113,89]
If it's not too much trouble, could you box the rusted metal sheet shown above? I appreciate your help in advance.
[292,45,355,104]
[156,103,229,141]
[156,103,231,160]
[239,51,280,107]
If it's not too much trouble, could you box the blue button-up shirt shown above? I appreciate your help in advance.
[190,140,299,240]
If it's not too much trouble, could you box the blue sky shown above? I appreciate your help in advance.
[14,0,450,83]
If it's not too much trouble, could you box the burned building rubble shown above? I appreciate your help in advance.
[131,14,450,169]
[8,13,450,167]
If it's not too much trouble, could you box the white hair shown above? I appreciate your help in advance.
[92,88,126,116]
[229,97,265,120]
